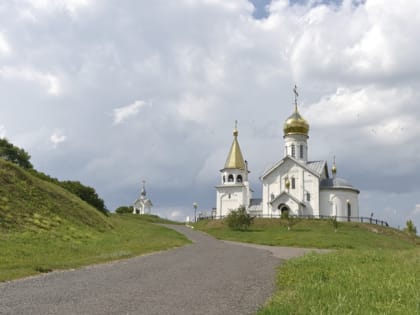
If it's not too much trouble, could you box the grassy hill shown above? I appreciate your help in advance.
[195,219,420,314]
[0,159,189,281]
[0,159,111,232]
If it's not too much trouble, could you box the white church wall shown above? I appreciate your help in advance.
[285,164,306,207]
[262,171,280,214]
[262,160,322,216]
[320,189,359,220]
[320,191,333,216]
[302,172,319,216]
[217,185,248,217]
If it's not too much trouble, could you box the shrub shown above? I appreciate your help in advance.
[330,216,339,232]
[225,206,254,230]
[115,206,133,214]
[404,219,417,236]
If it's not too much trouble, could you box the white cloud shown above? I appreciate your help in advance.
[288,0,420,84]
[0,125,6,139]
[24,0,91,17]
[0,33,11,56]
[112,100,148,125]
[50,131,67,146]
[0,66,61,95]
[411,205,420,217]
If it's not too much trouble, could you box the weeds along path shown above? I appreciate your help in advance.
[0,225,317,315]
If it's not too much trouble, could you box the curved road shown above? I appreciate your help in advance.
[0,225,323,315]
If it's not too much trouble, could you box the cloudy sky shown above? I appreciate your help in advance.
[1,0,419,229]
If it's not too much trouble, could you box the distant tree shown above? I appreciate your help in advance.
[115,206,133,214]
[29,169,60,184]
[404,219,417,236]
[59,181,108,215]
[225,206,254,230]
[0,138,33,169]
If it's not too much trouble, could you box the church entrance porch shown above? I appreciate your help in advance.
[278,204,290,215]
[270,191,305,216]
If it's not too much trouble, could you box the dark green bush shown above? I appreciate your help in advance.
[115,206,133,214]
[225,206,254,230]
[0,138,33,169]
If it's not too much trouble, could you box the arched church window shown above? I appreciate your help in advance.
[271,193,275,200]
[347,202,351,220]
[222,175,226,183]
[237,175,243,183]
[228,174,234,182]
[291,177,296,189]
[306,192,310,201]
[300,144,304,159]
[291,144,295,158]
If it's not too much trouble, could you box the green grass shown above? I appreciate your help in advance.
[0,215,189,281]
[0,159,189,281]
[195,218,420,314]
[0,159,112,231]
[258,249,420,315]
[194,218,417,250]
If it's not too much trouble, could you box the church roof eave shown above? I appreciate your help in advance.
[320,186,360,194]
[260,156,324,180]
[320,177,360,194]
[215,184,246,189]
[270,191,306,207]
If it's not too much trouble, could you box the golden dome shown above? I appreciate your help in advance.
[283,105,309,136]
[332,156,337,176]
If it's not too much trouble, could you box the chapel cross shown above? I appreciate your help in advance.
[293,84,299,109]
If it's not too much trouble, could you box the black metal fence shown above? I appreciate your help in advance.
[198,213,389,227]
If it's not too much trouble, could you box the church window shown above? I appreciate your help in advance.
[300,144,304,159]
[228,193,231,199]
[291,177,296,189]
[306,192,310,201]
[222,175,225,183]
[228,174,234,182]
[237,175,243,183]
[347,202,351,220]
[291,144,295,158]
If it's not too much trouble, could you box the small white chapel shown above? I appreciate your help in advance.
[133,180,153,215]
[215,87,360,221]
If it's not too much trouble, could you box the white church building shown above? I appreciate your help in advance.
[133,180,153,215]
[216,88,359,221]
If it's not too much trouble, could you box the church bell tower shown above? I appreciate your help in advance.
[215,122,251,217]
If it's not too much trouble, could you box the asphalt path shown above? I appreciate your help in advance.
[0,225,324,315]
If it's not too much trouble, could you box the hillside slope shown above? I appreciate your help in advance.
[0,159,111,232]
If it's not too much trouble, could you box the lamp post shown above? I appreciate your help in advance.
[193,202,198,223]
